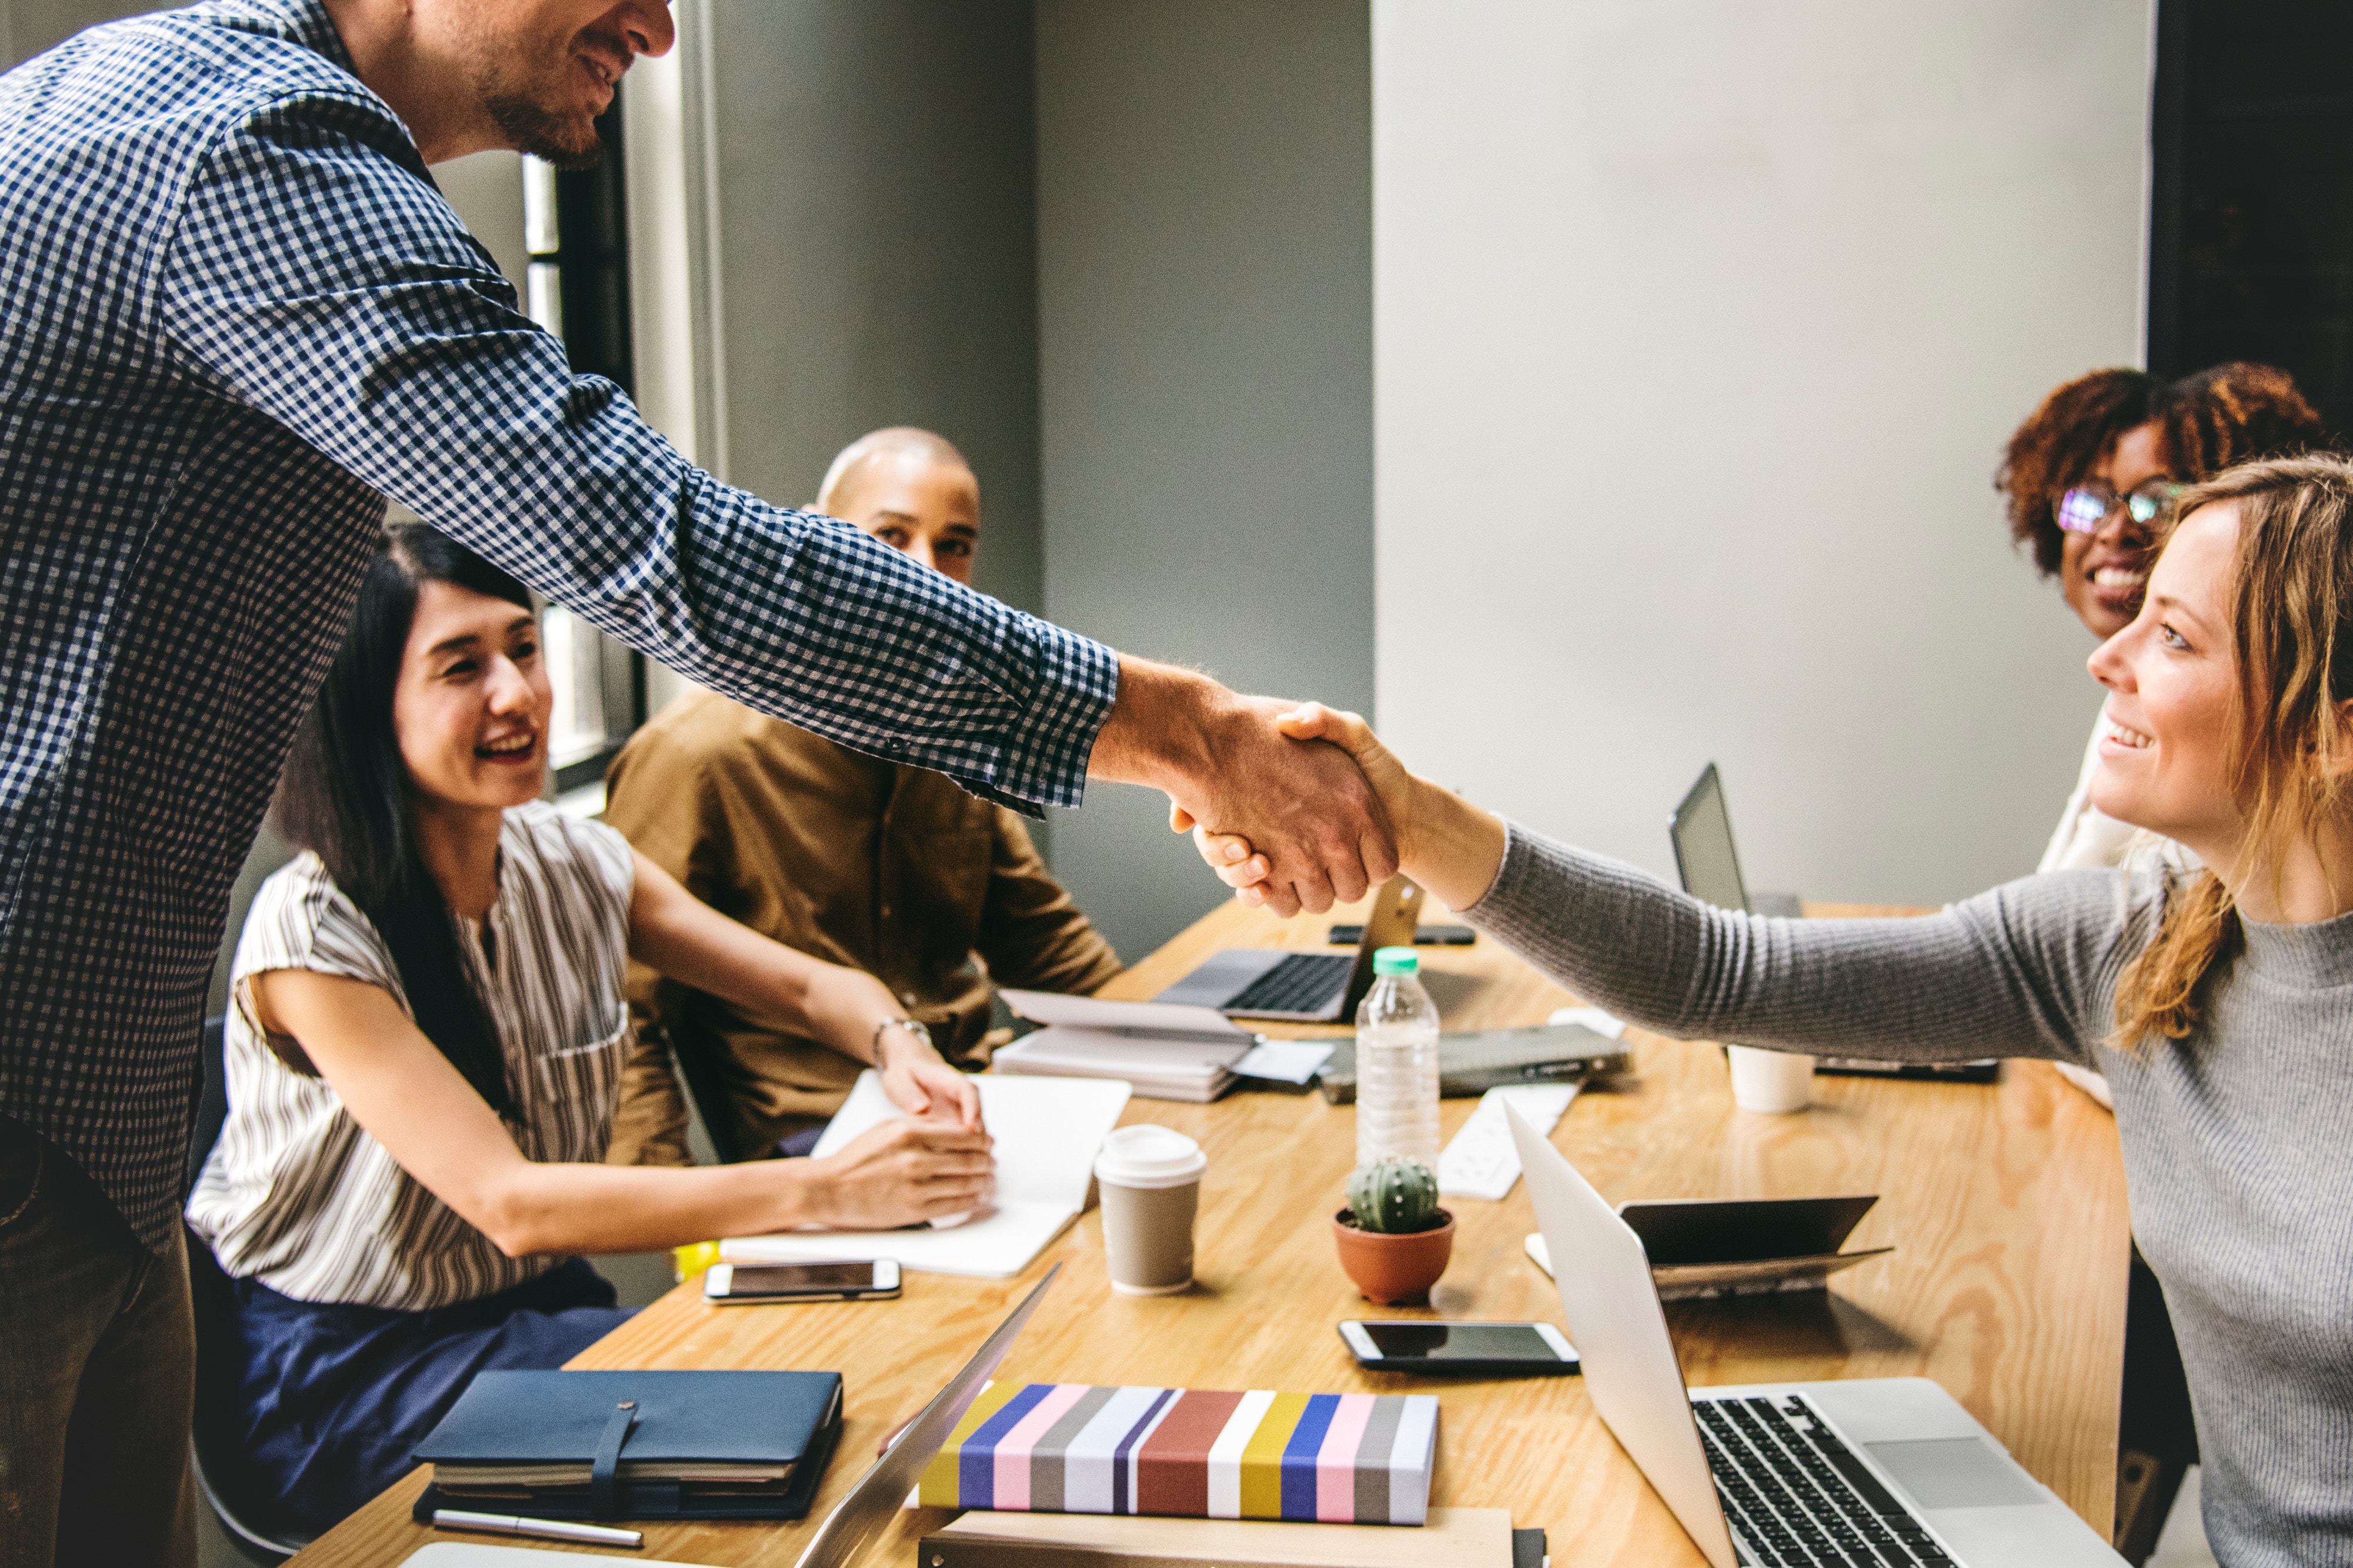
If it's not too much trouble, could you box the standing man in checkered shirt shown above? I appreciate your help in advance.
[0,3,1391,1561]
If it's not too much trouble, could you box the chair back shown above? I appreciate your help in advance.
[184,1014,313,1561]
[662,1023,746,1165]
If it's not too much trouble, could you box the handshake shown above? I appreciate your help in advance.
[1090,656,1504,919]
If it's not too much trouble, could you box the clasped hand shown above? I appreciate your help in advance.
[1181,703,1505,918]
[1161,696,1402,918]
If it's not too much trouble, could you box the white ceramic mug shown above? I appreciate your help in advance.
[1728,1045,1814,1113]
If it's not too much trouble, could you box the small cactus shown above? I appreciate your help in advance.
[1347,1157,1442,1235]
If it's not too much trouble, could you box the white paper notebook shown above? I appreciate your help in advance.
[992,989,1254,1101]
[719,1072,1130,1279]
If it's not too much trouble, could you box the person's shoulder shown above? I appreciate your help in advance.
[33,2,386,124]
[246,846,347,923]
[4,0,414,223]
[1980,860,2169,955]
[614,690,848,790]
[234,845,388,975]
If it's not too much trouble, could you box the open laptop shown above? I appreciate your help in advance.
[1671,763,1803,919]
[1670,764,1997,1085]
[787,1264,1059,1568]
[1505,1106,2123,1568]
[1153,874,1424,1020]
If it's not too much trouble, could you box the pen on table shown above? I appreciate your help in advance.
[432,1508,643,1548]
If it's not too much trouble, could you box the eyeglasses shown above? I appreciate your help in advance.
[2053,478,2185,535]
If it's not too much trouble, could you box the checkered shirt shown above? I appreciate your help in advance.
[0,0,1119,1249]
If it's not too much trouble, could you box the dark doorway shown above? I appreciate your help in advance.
[2148,0,2353,441]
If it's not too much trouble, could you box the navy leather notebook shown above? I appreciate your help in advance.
[409,1369,844,1522]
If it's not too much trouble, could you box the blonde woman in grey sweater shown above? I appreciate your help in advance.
[1195,456,2353,1566]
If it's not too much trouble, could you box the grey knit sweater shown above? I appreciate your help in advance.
[1465,822,2353,1568]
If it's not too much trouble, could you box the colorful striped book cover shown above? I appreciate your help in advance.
[916,1384,1439,1524]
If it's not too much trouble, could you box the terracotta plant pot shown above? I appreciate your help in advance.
[1332,1207,1455,1306]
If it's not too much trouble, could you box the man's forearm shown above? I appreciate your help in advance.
[1084,656,1394,914]
[1085,655,1225,796]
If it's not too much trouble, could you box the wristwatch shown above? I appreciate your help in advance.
[872,1017,933,1060]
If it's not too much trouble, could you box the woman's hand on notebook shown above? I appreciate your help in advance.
[876,1027,985,1133]
[805,1117,996,1230]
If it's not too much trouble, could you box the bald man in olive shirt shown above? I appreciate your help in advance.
[604,431,1122,1164]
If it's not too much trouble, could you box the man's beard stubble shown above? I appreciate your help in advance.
[482,89,604,171]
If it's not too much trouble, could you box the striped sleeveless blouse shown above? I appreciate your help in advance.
[187,802,635,1310]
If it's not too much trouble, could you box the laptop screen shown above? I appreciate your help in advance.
[1669,764,1750,915]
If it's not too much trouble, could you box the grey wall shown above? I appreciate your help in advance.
[695,0,1045,616]
[435,150,528,297]
[4,0,143,65]
[1034,0,1374,962]
[1374,1,2153,908]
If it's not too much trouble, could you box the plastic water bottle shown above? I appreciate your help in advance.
[1355,946,1441,1170]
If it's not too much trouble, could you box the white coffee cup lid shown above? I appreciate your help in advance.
[1093,1125,1207,1189]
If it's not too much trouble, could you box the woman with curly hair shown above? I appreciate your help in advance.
[1997,362,2325,873]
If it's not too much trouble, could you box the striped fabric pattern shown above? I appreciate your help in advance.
[918,1384,1439,1524]
[185,803,633,1310]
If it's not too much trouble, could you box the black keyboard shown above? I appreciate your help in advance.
[1693,1394,1957,1568]
[1223,952,1352,1016]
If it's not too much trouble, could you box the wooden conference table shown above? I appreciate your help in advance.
[293,892,2130,1567]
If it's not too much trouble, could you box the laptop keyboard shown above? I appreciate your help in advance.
[1694,1394,1957,1568]
[1222,952,1352,1016]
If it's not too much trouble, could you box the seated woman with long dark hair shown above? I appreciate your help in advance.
[1194,456,2353,1563]
[185,525,992,1533]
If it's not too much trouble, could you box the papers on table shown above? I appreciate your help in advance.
[994,989,1257,1102]
[1548,1005,1626,1038]
[719,1071,1129,1279]
[1435,1082,1584,1201]
[1230,1037,1334,1085]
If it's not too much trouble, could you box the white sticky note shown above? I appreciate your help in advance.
[1548,1005,1626,1039]
[1437,1083,1582,1200]
[1231,1039,1334,1085]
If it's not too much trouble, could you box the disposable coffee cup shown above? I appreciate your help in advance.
[1093,1125,1207,1296]
[1728,1045,1814,1113]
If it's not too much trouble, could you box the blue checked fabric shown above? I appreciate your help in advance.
[0,0,1119,1249]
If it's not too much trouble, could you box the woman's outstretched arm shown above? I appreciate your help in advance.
[1195,705,2138,1067]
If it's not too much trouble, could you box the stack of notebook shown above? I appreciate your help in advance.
[919,1383,1439,1524]
[409,1369,844,1522]
[1316,1022,1630,1104]
[993,992,1255,1103]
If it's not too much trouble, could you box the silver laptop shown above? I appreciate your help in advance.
[1506,1107,2123,1568]
[787,1265,1059,1568]
[1153,875,1424,1020]
[1671,762,1803,919]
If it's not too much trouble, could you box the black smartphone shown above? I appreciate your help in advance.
[1328,924,1475,946]
[1337,1320,1578,1376]
[702,1259,902,1303]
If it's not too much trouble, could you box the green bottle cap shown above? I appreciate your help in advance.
[1372,946,1420,976]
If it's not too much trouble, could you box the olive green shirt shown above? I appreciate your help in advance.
[601,689,1122,1164]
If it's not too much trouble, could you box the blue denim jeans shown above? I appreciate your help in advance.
[0,1115,196,1568]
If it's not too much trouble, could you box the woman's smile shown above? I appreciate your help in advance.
[475,729,538,764]
[2098,711,2154,755]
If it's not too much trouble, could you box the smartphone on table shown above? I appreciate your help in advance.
[703,1259,901,1304]
[1337,1319,1578,1376]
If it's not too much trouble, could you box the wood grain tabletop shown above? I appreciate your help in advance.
[291,890,2128,1568]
